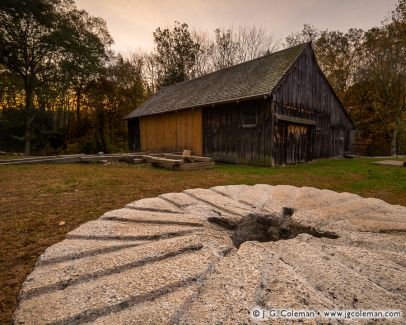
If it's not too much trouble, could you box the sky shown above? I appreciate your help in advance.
[75,0,398,54]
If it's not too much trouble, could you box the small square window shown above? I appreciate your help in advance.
[242,108,257,127]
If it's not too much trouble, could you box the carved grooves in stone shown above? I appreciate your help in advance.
[207,216,236,230]
[21,244,203,301]
[168,255,225,324]
[159,195,191,209]
[102,216,203,227]
[209,187,275,215]
[50,278,194,325]
[325,201,387,224]
[376,229,406,234]
[38,232,201,267]
[37,243,142,267]
[66,229,197,241]
[209,187,258,209]
[125,206,183,214]
[273,243,402,307]
[255,249,338,310]
[49,258,220,325]
[183,191,248,216]
[289,222,339,240]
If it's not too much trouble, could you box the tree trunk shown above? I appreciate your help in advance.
[24,121,31,155]
[76,88,81,138]
[390,116,401,156]
[24,84,33,155]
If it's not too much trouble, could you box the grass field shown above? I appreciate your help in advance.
[1,157,406,322]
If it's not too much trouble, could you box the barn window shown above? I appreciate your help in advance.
[242,108,257,127]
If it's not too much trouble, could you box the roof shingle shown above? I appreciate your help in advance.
[127,43,308,119]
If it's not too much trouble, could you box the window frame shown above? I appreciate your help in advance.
[241,108,257,128]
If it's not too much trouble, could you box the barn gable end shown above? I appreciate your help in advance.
[271,44,354,165]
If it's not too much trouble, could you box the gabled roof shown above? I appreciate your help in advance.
[126,43,309,119]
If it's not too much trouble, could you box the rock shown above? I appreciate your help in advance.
[13,185,406,324]
[58,221,66,226]
[373,160,406,167]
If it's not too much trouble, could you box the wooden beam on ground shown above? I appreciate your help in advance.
[0,155,83,165]
[162,153,212,162]
[132,158,145,164]
[80,154,143,163]
[142,155,184,169]
[176,161,215,170]
[0,153,145,165]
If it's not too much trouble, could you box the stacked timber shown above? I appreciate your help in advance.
[0,152,215,170]
[142,153,215,170]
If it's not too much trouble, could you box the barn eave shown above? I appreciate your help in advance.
[125,93,271,120]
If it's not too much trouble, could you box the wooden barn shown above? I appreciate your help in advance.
[126,43,354,166]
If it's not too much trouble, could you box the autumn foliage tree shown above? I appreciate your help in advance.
[286,0,406,155]
[354,0,406,155]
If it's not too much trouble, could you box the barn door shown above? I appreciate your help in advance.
[274,121,313,165]
[286,124,308,164]
[274,121,286,165]
[307,126,314,161]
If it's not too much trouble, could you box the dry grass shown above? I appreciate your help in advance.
[1,158,405,323]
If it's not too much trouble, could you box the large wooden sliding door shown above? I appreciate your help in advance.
[274,121,314,165]
[140,109,203,155]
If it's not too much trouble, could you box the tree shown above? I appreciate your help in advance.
[0,0,63,154]
[234,26,279,63]
[354,0,406,155]
[285,24,320,47]
[76,54,145,153]
[153,22,201,87]
[191,30,213,77]
[0,0,112,154]
[107,54,145,145]
[315,28,363,106]
[0,66,25,152]
[210,28,239,70]
[138,51,159,95]
[210,26,278,70]
[58,8,112,138]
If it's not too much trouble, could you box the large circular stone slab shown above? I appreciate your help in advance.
[13,185,406,324]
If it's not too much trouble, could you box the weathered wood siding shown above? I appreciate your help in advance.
[139,109,203,155]
[203,99,274,165]
[271,45,353,164]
